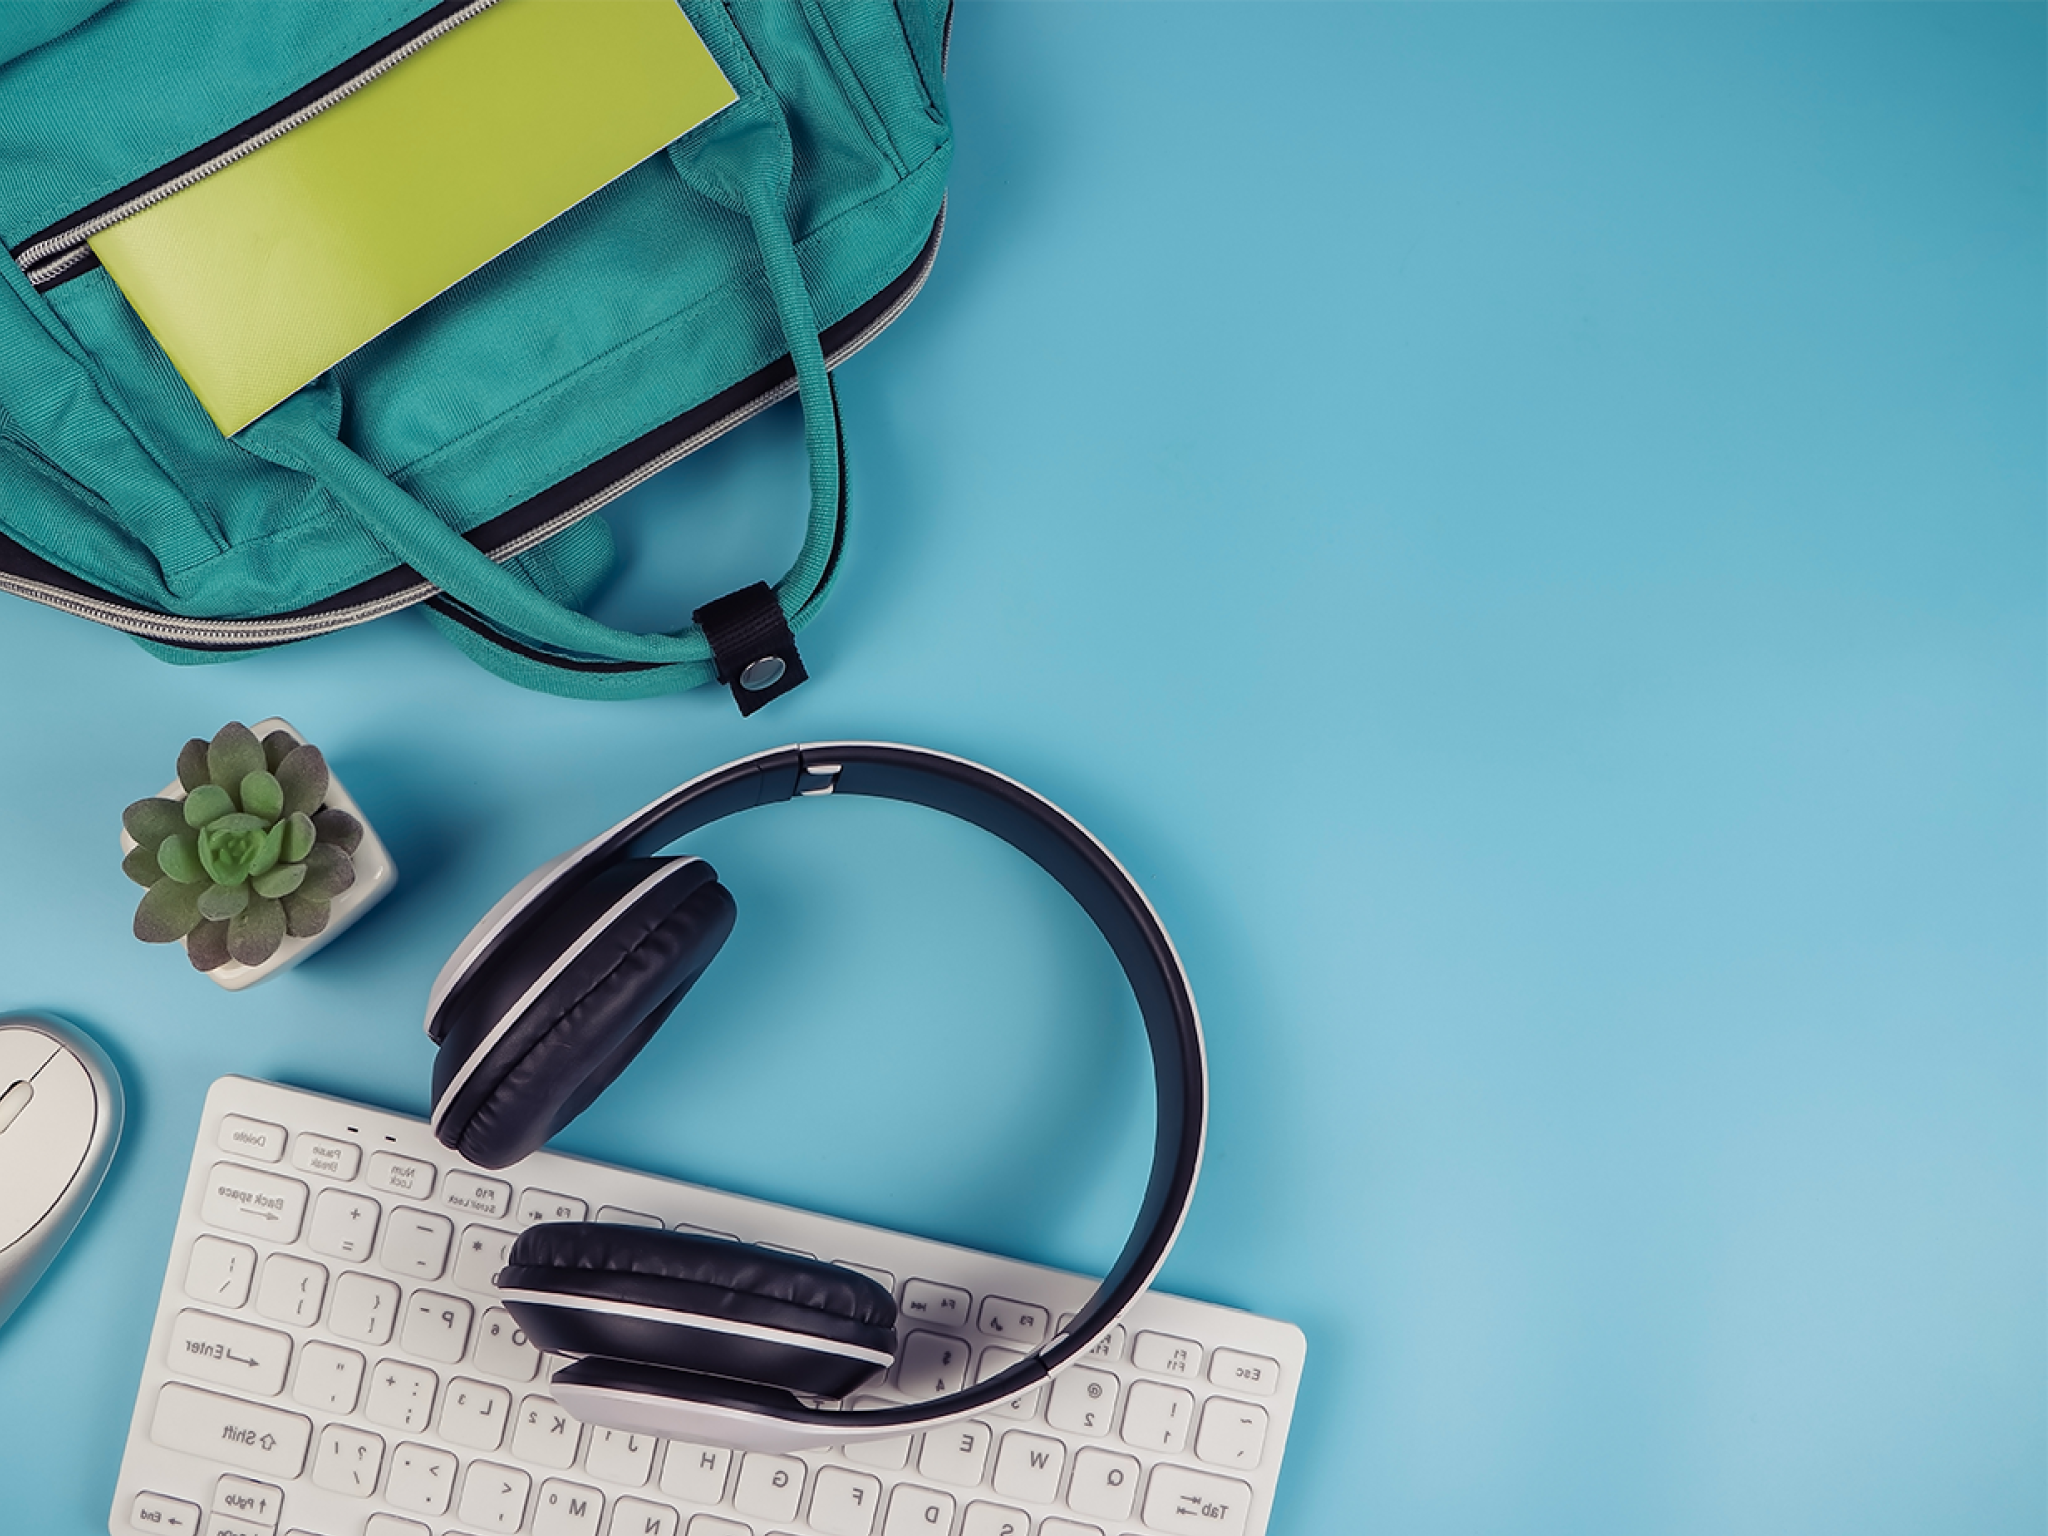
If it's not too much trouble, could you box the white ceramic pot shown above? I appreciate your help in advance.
[119,717,397,990]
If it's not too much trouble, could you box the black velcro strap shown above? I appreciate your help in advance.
[693,582,808,716]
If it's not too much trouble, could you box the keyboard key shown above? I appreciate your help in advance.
[388,1441,459,1514]
[1053,1314,1126,1364]
[366,1151,436,1200]
[534,1476,604,1536]
[1067,1445,1140,1520]
[439,1170,512,1219]
[976,1295,1047,1345]
[686,1519,747,1536]
[881,1484,955,1536]
[1041,1522,1103,1536]
[454,1224,518,1294]
[401,1288,474,1362]
[290,1132,361,1181]
[596,1205,662,1227]
[810,1466,883,1536]
[1141,1464,1255,1536]
[1207,1347,1280,1396]
[918,1419,992,1486]
[365,1358,438,1431]
[291,1340,364,1414]
[611,1496,682,1536]
[472,1306,542,1381]
[458,1460,533,1533]
[990,1430,1064,1503]
[961,1501,1032,1536]
[1195,1398,1269,1469]
[839,1395,914,1471]
[204,1519,273,1536]
[364,1519,428,1536]
[1132,1330,1202,1379]
[899,1279,970,1326]
[167,1309,291,1396]
[658,1439,732,1501]
[149,1383,310,1478]
[184,1235,255,1309]
[202,1162,308,1243]
[1046,1365,1119,1436]
[129,1491,201,1534]
[381,1208,454,1280]
[253,1253,327,1328]
[586,1425,658,1486]
[310,1423,384,1496]
[975,1345,1044,1421]
[733,1451,805,1521]
[512,1394,584,1469]
[1121,1379,1196,1453]
[898,1330,971,1396]
[518,1188,588,1224]
[440,1375,513,1450]
[218,1115,286,1162]
[210,1475,283,1528]
[307,1187,380,1261]
[328,1271,400,1344]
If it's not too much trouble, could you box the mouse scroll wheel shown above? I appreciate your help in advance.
[0,1079,31,1135]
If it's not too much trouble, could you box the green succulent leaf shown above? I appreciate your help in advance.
[262,730,298,773]
[197,813,272,887]
[311,807,363,855]
[124,797,186,850]
[249,820,286,879]
[182,784,234,828]
[282,892,331,939]
[240,769,284,823]
[228,894,287,967]
[156,831,204,884]
[186,919,232,972]
[122,845,161,887]
[282,811,317,863]
[134,877,205,943]
[197,880,251,921]
[253,862,306,899]
[176,738,212,793]
[299,842,357,901]
[276,744,330,819]
[207,722,266,794]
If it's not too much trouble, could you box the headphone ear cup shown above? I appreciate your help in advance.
[501,1226,898,1400]
[431,857,736,1169]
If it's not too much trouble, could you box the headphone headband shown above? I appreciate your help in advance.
[426,743,1206,1443]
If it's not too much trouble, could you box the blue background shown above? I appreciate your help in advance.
[1,4,2042,1533]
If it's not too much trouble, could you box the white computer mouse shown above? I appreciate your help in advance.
[0,1013,123,1329]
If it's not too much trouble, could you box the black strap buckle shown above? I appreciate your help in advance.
[693,582,809,716]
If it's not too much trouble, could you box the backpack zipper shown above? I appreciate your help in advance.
[11,0,498,292]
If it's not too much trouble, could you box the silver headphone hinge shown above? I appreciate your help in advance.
[798,762,841,797]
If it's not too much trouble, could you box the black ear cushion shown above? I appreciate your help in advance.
[431,857,735,1169]
[500,1226,898,1399]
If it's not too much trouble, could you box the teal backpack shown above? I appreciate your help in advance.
[0,0,952,709]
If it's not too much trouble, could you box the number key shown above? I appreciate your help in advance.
[1046,1365,1119,1436]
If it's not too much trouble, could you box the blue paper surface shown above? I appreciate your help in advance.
[0,5,2041,1533]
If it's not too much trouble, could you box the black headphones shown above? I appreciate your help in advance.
[423,742,1206,1451]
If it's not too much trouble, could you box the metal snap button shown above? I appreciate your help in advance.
[738,656,786,691]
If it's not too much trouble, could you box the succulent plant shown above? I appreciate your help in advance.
[123,722,361,971]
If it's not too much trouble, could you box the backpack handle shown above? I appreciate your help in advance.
[244,23,844,706]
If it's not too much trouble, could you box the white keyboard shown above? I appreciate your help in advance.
[111,1078,1305,1536]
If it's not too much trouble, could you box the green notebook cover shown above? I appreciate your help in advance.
[89,0,736,435]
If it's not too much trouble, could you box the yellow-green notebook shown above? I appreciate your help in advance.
[89,0,735,435]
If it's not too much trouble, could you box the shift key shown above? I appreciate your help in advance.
[150,1382,311,1477]
[201,1162,308,1243]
